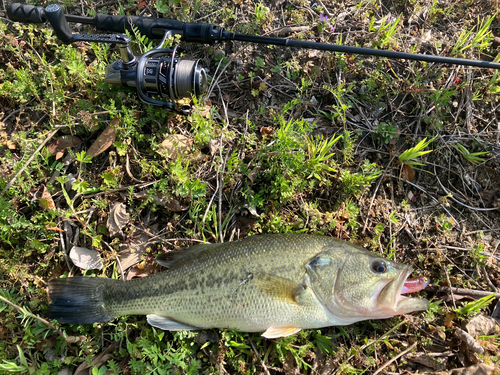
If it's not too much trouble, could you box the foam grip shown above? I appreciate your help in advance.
[94,14,185,39]
[7,3,46,23]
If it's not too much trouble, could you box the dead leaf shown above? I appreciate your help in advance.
[65,336,87,344]
[444,312,455,328]
[209,139,220,156]
[133,191,188,211]
[450,363,496,375]
[107,202,130,237]
[407,352,447,371]
[401,163,415,182]
[260,126,274,137]
[47,135,82,160]
[119,232,151,271]
[69,246,104,270]
[466,314,500,337]
[74,343,118,375]
[38,185,55,210]
[87,118,119,158]
[157,134,193,159]
[126,262,158,279]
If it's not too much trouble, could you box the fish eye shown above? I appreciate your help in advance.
[371,260,387,273]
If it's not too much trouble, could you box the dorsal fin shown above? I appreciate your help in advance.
[155,242,221,268]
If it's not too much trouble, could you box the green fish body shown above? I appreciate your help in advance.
[48,234,429,338]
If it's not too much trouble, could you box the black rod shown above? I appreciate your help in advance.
[226,33,500,70]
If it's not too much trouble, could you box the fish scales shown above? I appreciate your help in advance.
[47,234,430,338]
[103,234,335,331]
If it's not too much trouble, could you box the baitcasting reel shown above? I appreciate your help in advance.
[12,4,208,115]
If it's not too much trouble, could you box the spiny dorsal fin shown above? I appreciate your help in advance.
[262,326,302,339]
[155,242,221,268]
[253,273,306,305]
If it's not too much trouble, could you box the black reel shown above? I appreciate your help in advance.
[105,44,207,115]
[20,3,208,115]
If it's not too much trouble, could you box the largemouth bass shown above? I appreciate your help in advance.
[48,234,429,338]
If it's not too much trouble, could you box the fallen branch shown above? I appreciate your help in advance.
[426,285,500,299]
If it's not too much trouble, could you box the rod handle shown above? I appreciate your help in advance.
[7,3,46,23]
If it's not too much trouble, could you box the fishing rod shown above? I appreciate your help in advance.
[7,3,500,114]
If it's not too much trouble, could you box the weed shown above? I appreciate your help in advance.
[451,15,495,57]
[398,137,435,167]
[455,294,496,319]
[453,143,488,164]
[375,122,399,146]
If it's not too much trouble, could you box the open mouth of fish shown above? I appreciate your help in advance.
[380,267,430,313]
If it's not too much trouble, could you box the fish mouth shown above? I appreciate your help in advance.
[379,266,430,314]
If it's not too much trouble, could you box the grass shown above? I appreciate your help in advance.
[1,0,500,373]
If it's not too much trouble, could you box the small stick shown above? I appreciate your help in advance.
[250,340,271,375]
[126,153,144,183]
[0,128,59,198]
[372,342,417,375]
[444,267,457,309]
[426,285,500,299]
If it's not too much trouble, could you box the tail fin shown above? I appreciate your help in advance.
[47,277,118,324]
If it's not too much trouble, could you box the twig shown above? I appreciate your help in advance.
[250,340,271,375]
[444,266,457,309]
[433,165,498,212]
[125,153,144,183]
[0,128,59,198]
[0,293,76,356]
[388,174,460,229]
[426,285,500,299]
[316,0,333,17]
[372,342,417,375]
[78,180,160,199]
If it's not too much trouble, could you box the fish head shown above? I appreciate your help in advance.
[306,245,429,322]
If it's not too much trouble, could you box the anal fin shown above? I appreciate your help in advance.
[146,314,199,331]
[262,326,302,339]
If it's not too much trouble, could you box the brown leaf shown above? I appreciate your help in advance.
[69,246,104,270]
[466,314,500,337]
[444,312,455,328]
[107,202,130,237]
[133,191,188,211]
[126,262,158,279]
[260,126,274,137]
[38,185,55,210]
[401,163,415,182]
[157,134,193,159]
[87,118,119,158]
[47,136,82,160]
[450,363,496,375]
[407,352,447,371]
[119,232,150,271]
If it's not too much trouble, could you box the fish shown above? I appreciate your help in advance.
[47,234,429,338]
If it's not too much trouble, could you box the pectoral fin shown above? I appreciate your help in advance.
[146,314,199,331]
[262,326,302,339]
[253,273,306,305]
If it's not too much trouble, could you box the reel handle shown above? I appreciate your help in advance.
[45,4,74,43]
